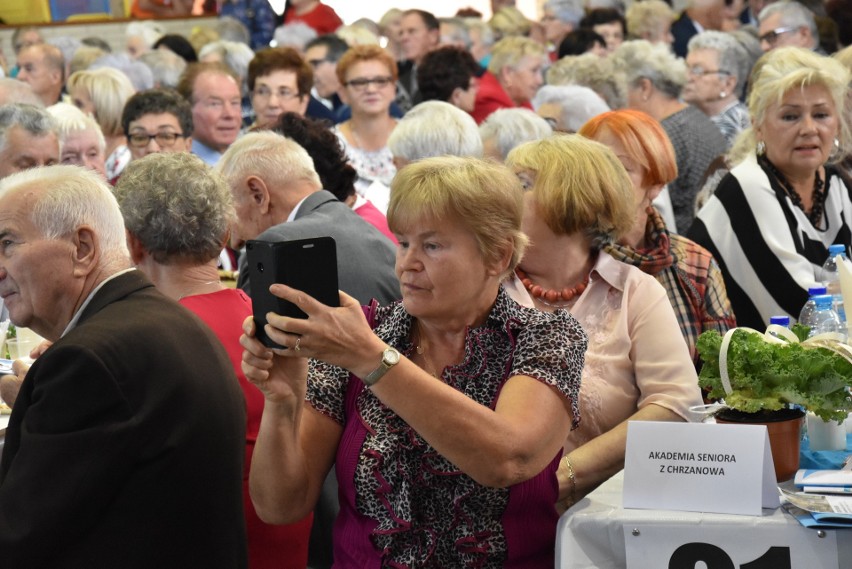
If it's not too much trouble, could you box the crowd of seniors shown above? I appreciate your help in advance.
[1,0,852,565]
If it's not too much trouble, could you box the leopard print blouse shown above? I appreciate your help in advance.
[306,287,586,567]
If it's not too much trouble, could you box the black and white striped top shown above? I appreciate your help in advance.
[688,153,852,329]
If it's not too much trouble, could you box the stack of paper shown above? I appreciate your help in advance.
[782,469,852,528]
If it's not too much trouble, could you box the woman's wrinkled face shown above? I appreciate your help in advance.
[682,48,731,108]
[757,84,840,180]
[394,214,498,321]
[502,55,544,106]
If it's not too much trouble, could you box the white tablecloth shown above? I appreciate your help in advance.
[556,470,852,569]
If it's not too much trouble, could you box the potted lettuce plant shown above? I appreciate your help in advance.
[696,325,852,480]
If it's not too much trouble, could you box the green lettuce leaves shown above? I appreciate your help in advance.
[697,329,852,423]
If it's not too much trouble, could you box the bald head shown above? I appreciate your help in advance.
[0,78,43,107]
[16,44,65,106]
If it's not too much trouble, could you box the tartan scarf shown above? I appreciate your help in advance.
[604,207,675,276]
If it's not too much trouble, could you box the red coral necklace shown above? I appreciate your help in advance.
[515,267,589,305]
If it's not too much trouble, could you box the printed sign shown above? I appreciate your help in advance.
[623,421,779,516]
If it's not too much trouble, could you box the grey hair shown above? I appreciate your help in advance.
[115,153,234,265]
[439,17,472,49]
[273,22,318,51]
[612,39,687,100]
[139,49,187,89]
[0,78,44,107]
[544,0,586,27]
[465,19,495,49]
[126,21,165,47]
[547,53,628,110]
[688,31,751,99]
[759,1,818,44]
[388,101,483,161]
[479,108,553,161]
[0,103,57,156]
[197,40,254,94]
[90,53,154,91]
[216,16,251,46]
[0,165,129,265]
[47,102,106,152]
[216,130,321,192]
[532,85,610,132]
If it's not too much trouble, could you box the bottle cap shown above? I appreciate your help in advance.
[813,294,835,309]
[808,286,828,296]
[829,244,847,257]
[769,315,790,327]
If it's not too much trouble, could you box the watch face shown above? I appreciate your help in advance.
[383,348,400,366]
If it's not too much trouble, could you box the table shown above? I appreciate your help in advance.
[556,471,852,569]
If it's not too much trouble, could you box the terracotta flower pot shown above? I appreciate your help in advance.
[715,408,805,482]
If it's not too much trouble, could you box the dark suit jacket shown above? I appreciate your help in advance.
[239,189,400,305]
[0,271,247,569]
[671,12,699,58]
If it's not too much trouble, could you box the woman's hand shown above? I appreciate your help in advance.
[240,315,308,408]
[261,284,385,377]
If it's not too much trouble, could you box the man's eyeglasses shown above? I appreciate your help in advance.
[253,86,302,100]
[127,131,187,148]
[758,26,796,45]
[343,76,394,91]
[687,65,731,77]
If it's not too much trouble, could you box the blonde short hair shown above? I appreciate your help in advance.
[216,130,321,191]
[66,67,136,137]
[489,6,533,40]
[748,47,852,162]
[388,156,527,277]
[625,0,675,40]
[506,135,635,244]
[546,53,627,110]
[487,36,546,76]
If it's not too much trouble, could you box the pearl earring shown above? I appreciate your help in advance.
[720,91,726,98]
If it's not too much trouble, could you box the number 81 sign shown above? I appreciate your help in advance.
[624,524,839,568]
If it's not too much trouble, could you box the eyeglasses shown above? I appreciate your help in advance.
[127,131,187,148]
[253,85,302,100]
[758,26,796,45]
[687,65,731,77]
[343,76,394,91]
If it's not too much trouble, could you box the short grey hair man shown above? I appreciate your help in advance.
[388,101,483,169]
[0,103,59,179]
[544,0,586,29]
[479,108,553,161]
[758,0,818,51]
[532,85,610,133]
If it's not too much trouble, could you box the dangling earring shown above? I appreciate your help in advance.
[829,138,841,161]
[756,140,765,156]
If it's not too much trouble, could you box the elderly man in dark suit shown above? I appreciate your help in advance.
[217,129,399,305]
[0,165,248,568]
[217,129,399,569]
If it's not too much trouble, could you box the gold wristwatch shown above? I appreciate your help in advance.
[362,347,400,386]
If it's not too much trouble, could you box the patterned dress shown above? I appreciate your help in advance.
[306,287,587,567]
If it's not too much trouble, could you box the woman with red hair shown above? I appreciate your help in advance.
[579,109,735,367]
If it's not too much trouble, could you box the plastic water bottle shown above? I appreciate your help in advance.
[808,294,844,339]
[821,244,848,323]
[798,286,828,329]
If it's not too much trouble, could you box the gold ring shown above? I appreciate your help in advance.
[294,336,301,352]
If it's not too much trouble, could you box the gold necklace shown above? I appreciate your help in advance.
[413,321,439,378]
